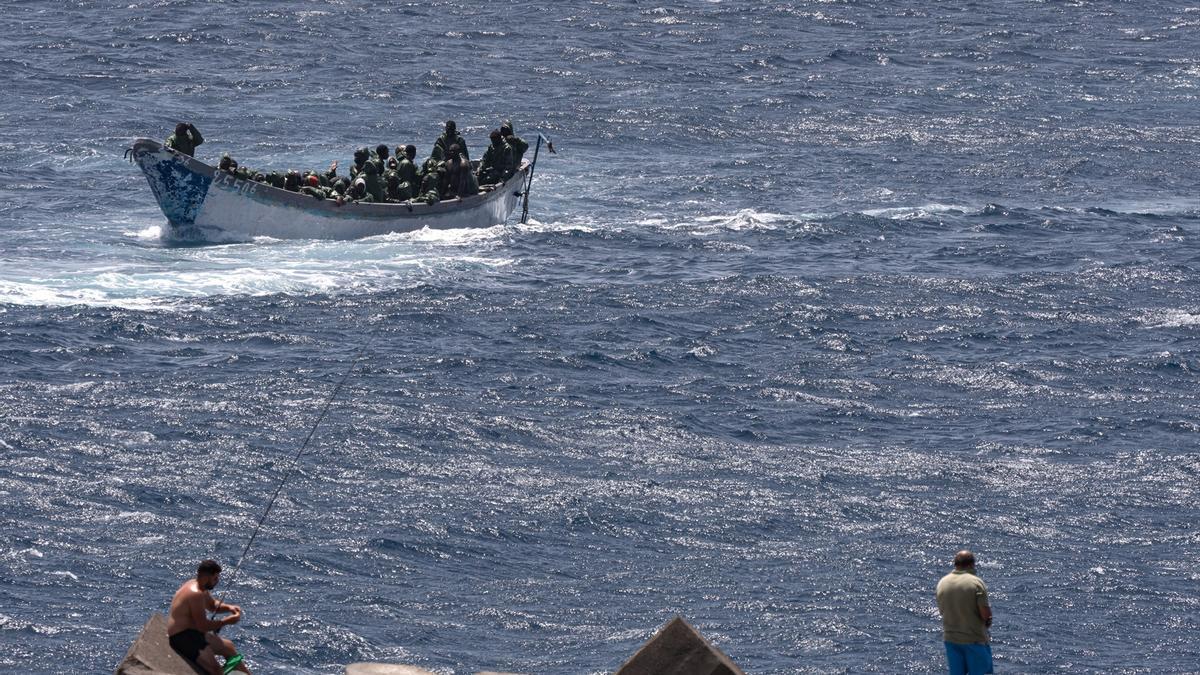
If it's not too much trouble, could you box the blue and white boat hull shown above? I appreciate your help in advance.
[129,138,528,241]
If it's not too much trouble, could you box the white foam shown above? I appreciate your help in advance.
[1141,309,1200,328]
[399,224,509,245]
[516,217,598,234]
[1097,198,1200,216]
[0,220,527,309]
[861,203,967,219]
[693,209,795,226]
[0,280,182,311]
[680,209,799,234]
[125,224,164,240]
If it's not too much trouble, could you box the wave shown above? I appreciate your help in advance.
[577,199,1199,238]
[1139,309,1200,329]
[689,209,799,232]
[5,195,1194,310]
[1,216,631,310]
[860,203,969,219]
[0,228,524,310]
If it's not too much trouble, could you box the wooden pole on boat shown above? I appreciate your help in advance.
[520,133,554,224]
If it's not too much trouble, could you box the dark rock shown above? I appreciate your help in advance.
[615,616,746,675]
[114,613,205,675]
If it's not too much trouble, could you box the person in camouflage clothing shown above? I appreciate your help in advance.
[360,160,385,202]
[300,175,330,200]
[384,171,412,202]
[500,120,528,165]
[345,178,374,203]
[350,147,370,180]
[416,167,443,204]
[394,145,420,193]
[371,144,389,175]
[433,120,468,161]
[420,144,445,182]
[477,129,514,185]
[329,177,351,203]
[165,122,203,157]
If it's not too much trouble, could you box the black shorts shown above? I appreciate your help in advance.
[169,628,208,662]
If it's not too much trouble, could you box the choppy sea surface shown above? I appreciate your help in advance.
[2,1,1199,673]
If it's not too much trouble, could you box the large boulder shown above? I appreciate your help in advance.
[114,613,205,675]
[615,616,745,675]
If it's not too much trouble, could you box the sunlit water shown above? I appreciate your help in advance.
[1,2,1199,673]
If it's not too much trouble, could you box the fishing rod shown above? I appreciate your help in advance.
[520,133,555,224]
[213,321,380,619]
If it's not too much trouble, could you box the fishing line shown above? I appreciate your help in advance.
[219,315,381,596]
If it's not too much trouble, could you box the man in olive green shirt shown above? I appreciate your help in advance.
[500,120,528,165]
[936,550,993,674]
[165,122,203,157]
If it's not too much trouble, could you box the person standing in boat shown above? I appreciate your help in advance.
[434,120,469,161]
[500,120,528,165]
[165,122,203,157]
[166,559,251,674]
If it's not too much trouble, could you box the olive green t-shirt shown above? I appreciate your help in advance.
[936,568,990,644]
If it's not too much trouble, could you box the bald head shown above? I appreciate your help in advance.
[953,550,976,569]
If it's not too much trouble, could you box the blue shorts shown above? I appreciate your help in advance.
[944,641,993,675]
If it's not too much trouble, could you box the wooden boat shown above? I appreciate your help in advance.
[128,138,530,241]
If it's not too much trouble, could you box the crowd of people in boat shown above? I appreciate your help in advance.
[164,119,529,206]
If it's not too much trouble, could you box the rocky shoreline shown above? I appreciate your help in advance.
[116,614,745,675]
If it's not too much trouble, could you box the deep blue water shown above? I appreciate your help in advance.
[2,1,1200,673]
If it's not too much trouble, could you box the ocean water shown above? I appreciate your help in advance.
[1,1,1199,672]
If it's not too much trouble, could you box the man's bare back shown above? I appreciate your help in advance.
[167,560,250,675]
[167,578,211,635]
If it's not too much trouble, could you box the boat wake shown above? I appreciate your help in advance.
[3,223,523,311]
[5,198,1192,311]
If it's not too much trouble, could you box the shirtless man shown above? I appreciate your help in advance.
[166,560,251,674]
